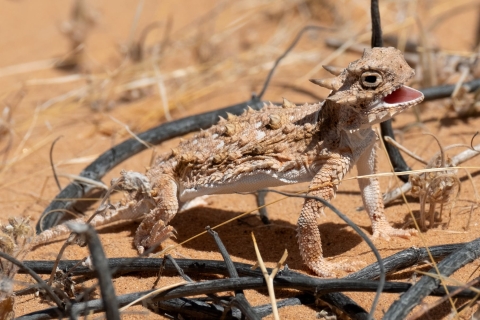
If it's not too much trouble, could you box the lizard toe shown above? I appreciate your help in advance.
[308,259,360,278]
[372,226,417,240]
[135,218,176,254]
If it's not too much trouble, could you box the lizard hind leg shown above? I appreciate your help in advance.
[134,175,179,254]
[297,199,358,278]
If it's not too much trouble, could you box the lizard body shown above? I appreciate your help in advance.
[37,47,424,277]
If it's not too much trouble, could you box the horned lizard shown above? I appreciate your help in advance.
[36,47,424,277]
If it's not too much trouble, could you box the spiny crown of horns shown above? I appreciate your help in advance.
[310,47,415,105]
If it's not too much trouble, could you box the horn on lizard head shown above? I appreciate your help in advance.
[322,65,343,76]
[309,78,341,91]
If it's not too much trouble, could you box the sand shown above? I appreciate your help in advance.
[1,0,480,319]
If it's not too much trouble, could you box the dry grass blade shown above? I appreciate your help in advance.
[57,173,108,189]
[0,59,59,78]
[119,282,187,312]
[415,271,480,293]
[271,249,288,279]
[152,63,171,121]
[384,135,428,164]
[349,165,479,181]
[154,194,288,258]
[406,272,480,320]
[108,115,154,149]
[251,232,286,320]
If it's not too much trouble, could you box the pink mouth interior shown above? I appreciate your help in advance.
[384,86,423,104]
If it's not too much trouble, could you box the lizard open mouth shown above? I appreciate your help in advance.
[362,85,424,127]
[383,85,423,105]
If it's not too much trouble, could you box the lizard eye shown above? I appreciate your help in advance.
[360,71,383,89]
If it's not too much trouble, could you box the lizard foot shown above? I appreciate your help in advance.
[307,259,361,278]
[135,219,176,254]
[372,225,417,241]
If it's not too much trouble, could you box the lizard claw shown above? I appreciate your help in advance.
[135,219,176,254]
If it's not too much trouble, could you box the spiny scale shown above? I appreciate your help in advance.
[309,77,341,90]
[322,64,343,76]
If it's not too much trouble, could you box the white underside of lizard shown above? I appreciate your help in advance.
[179,167,314,202]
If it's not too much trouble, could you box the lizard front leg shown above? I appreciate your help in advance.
[356,142,417,239]
[298,155,356,278]
[134,174,179,254]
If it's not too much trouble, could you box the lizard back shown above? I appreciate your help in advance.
[148,102,329,201]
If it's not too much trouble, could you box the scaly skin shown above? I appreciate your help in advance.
[36,47,424,277]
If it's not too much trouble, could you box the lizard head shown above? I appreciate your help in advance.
[310,47,424,130]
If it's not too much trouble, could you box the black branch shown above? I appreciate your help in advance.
[16,276,478,319]
[347,243,466,280]
[153,294,315,320]
[207,227,259,320]
[384,237,480,319]
[20,240,474,320]
[65,222,119,320]
[371,0,412,183]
